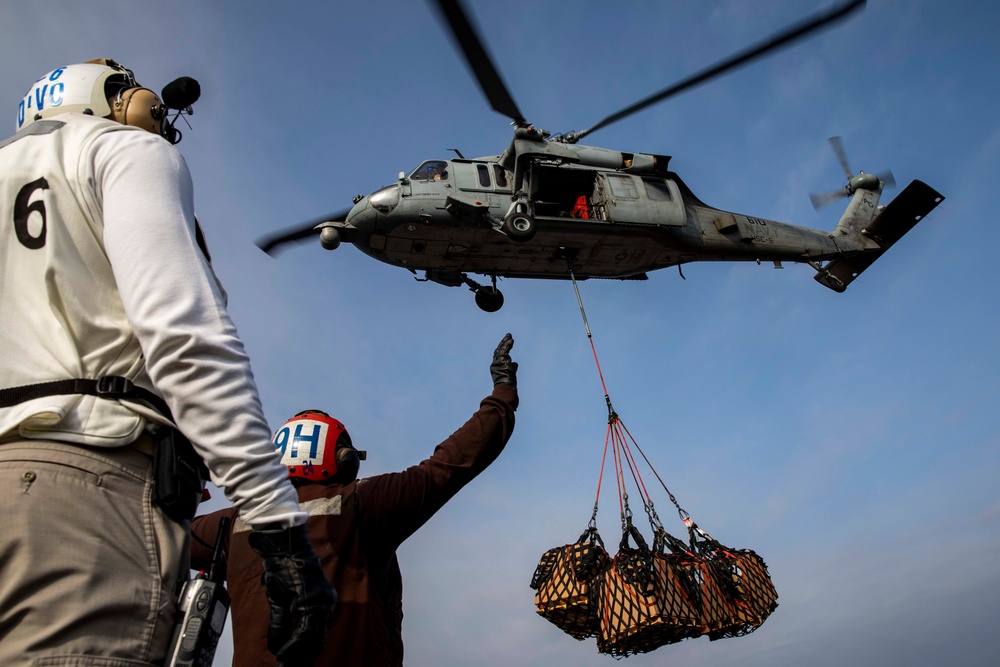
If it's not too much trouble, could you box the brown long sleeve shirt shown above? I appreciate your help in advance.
[190,383,518,666]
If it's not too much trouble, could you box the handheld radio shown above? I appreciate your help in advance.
[166,516,232,667]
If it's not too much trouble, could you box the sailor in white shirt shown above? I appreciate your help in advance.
[0,59,335,667]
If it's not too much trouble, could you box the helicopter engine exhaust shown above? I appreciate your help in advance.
[566,145,670,175]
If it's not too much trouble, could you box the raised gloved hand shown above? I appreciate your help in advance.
[490,333,518,388]
[248,524,337,666]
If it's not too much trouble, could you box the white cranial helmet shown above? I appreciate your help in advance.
[16,58,166,136]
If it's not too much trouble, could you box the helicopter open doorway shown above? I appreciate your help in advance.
[450,160,690,228]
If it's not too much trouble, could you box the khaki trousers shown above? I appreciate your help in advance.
[0,439,188,667]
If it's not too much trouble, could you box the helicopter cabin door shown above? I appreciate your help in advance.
[450,160,512,212]
[594,173,685,227]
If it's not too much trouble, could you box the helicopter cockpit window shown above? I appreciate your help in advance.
[369,183,401,214]
[410,160,449,181]
[477,164,491,187]
[642,177,673,201]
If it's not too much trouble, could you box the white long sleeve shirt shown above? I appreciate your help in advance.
[0,114,304,527]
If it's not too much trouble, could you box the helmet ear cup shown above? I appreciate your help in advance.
[333,447,361,485]
[108,86,166,135]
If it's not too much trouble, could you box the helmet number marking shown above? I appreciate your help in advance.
[18,68,65,128]
[13,178,50,250]
[274,420,328,465]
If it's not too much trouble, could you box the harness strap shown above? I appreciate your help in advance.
[0,376,171,419]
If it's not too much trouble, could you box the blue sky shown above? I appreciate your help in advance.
[3,1,998,665]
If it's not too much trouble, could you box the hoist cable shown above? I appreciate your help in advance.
[567,265,692,535]
[569,266,614,417]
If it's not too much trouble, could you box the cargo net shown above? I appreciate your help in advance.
[531,411,779,657]
[529,272,778,658]
[530,526,610,640]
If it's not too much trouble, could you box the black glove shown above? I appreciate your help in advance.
[490,333,518,388]
[248,524,337,667]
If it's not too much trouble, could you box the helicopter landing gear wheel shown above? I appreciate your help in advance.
[502,214,536,242]
[474,286,505,312]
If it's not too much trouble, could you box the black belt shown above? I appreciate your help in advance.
[1,376,207,522]
[0,376,171,419]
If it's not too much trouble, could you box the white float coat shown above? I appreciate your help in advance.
[0,114,304,527]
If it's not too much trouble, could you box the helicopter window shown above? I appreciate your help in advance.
[607,174,639,199]
[369,183,401,214]
[642,177,673,201]
[410,160,449,181]
[477,164,491,187]
[493,164,508,188]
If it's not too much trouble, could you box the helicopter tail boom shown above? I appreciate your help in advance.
[814,180,944,292]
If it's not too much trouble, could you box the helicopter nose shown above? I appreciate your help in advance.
[345,195,376,232]
[365,183,402,216]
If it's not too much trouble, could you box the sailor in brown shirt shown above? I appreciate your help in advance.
[191,333,519,666]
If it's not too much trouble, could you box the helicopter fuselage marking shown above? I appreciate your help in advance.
[744,216,776,244]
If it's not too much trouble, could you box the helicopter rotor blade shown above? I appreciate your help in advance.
[564,0,866,144]
[825,136,895,185]
[828,136,853,181]
[810,188,849,210]
[431,0,527,126]
[255,208,353,256]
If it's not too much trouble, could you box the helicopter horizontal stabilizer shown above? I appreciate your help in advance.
[814,180,944,292]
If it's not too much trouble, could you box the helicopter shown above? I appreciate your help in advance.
[258,0,944,312]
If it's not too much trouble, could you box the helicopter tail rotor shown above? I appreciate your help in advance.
[810,136,895,210]
[814,179,944,292]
